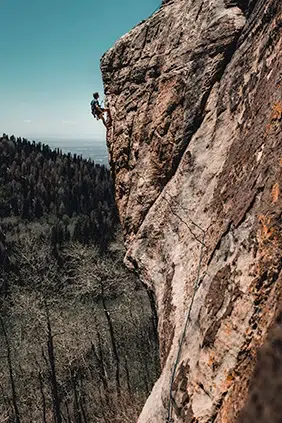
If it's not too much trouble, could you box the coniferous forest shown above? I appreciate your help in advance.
[0,135,160,423]
[0,134,118,249]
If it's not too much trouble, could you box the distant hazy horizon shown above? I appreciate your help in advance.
[44,137,109,166]
[31,135,106,143]
[2,133,109,166]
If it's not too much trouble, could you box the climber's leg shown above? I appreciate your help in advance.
[95,110,107,128]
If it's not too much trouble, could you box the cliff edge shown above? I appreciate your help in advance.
[101,0,282,421]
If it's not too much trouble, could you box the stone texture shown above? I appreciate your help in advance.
[101,0,246,238]
[101,0,282,421]
[238,309,282,423]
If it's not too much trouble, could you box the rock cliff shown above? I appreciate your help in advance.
[101,0,282,421]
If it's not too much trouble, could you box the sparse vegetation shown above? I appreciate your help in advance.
[0,135,160,423]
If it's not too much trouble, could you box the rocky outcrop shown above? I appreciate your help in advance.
[101,0,282,421]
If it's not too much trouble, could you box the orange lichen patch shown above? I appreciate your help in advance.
[245,327,252,336]
[223,322,232,337]
[265,103,282,137]
[208,352,215,366]
[226,373,235,382]
[271,102,282,122]
[271,182,280,204]
[279,157,282,167]
[258,215,274,242]
[220,371,235,391]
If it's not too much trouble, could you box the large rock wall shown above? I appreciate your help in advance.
[101,0,282,421]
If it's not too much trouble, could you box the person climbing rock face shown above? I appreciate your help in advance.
[90,92,112,128]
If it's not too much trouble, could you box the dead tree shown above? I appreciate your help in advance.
[0,315,21,423]
[91,335,109,396]
[70,368,82,423]
[65,401,72,423]
[44,302,62,423]
[38,371,47,423]
[100,282,121,395]
[124,355,132,397]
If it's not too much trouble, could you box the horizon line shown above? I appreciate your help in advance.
[1,133,106,142]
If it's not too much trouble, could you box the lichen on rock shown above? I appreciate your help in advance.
[101,0,282,421]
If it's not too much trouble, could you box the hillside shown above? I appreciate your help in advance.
[0,134,117,250]
[0,135,160,423]
[101,0,282,422]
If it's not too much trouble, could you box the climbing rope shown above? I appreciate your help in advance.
[152,5,161,15]
[151,2,162,16]
[167,229,207,423]
[148,1,169,19]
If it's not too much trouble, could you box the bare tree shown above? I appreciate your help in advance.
[44,302,62,423]
[38,370,47,423]
[100,281,121,395]
[0,315,21,423]
[1,236,160,423]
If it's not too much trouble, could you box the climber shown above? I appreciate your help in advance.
[90,92,112,128]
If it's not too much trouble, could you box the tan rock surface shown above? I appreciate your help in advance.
[101,0,282,421]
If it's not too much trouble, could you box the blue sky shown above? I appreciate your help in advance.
[0,0,160,141]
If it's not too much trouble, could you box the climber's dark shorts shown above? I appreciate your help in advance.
[92,108,105,120]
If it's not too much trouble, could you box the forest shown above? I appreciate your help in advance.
[0,134,118,250]
[0,135,160,423]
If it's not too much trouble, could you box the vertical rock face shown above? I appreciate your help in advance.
[101,0,246,238]
[101,0,282,422]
